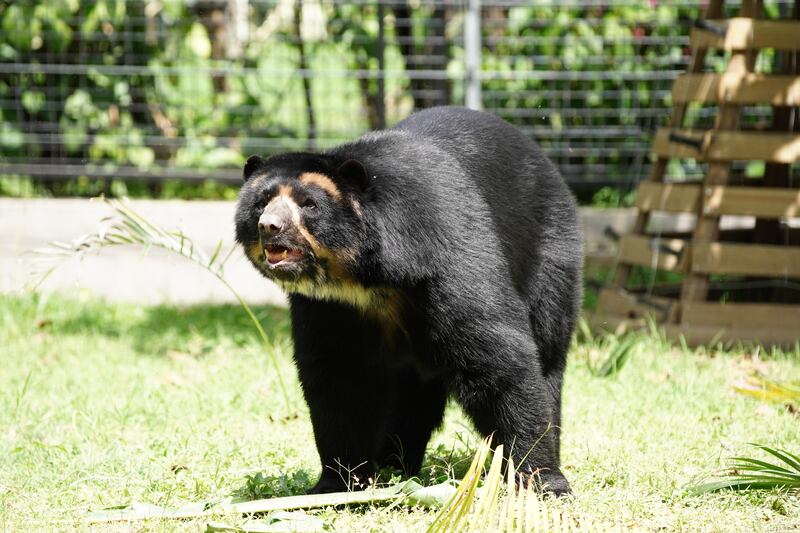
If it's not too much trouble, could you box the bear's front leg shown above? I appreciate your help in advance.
[296,354,397,493]
[291,297,393,494]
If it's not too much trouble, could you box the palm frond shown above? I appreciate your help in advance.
[689,443,800,494]
[428,437,630,532]
[733,373,800,403]
[32,196,292,409]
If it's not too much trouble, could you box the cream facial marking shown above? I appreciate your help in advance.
[299,172,342,201]
[350,198,363,219]
[266,188,329,263]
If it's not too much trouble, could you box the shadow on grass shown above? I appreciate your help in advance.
[12,293,291,356]
[228,444,478,502]
[126,302,291,356]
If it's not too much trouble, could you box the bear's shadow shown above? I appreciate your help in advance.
[231,445,477,503]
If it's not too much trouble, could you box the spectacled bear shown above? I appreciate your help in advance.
[235,106,582,496]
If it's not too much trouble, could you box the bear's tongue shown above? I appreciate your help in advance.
[266,245,303,265]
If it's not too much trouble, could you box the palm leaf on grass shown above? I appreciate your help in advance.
[428,436,631,532]
[32,196,291,409]
[733,373,800,403]
[689,443,800,494]
[85,479,455,526]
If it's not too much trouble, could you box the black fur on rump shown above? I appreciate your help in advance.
[235,106,582,496]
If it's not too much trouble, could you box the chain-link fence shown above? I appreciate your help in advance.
[1,1,792,198]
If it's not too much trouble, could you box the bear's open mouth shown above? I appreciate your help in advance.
[265,244,305,266]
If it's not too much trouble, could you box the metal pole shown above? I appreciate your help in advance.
[377,2,386,129]
[464,0,482,110]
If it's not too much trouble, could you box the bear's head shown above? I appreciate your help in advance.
[235,153,371,298]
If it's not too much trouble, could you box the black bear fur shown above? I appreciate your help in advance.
[235,106,582,496]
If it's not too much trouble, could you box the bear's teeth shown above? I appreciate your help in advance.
[281,250,288,259]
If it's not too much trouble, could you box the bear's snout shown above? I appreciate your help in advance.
[258,212,285,238]
[258,197,294,240]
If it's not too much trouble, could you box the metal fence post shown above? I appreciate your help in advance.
[376,2,386,129]
[464,0,482,110]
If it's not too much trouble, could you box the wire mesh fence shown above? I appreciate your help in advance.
[0,1,794,198]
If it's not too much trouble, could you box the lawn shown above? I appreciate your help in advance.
[1,292,798,531]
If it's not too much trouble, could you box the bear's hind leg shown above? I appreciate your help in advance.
[454,367,570,496]
[425,285,571,496]
[376,371,447,476]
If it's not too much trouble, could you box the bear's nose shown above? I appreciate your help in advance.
[259,213,285,237]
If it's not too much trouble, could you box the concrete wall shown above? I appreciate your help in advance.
[1,198,653,306]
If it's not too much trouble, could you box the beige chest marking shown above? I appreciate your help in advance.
[278,279,405,330]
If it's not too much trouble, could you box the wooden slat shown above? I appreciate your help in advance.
[635,182,700,213]
[597,288,674,322]
[653,128,800,163]
[672,73,800,105]
[704,186,800,218]
[637,183,800,218]
[691,18,800,50]
[682,302,800,330]
[618,234,686,271]
[589,313,647,335]
[593,311,800,348]
[662,323,799,348]
[691,242,800,277]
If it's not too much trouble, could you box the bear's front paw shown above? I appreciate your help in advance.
[517,468,572,498]
[307,477,344,494]
[307,468,376,494]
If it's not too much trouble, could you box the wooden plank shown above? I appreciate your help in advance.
[653,128,800,163]
[618,234,687,271]
[635,182,700,213]
[682,302,800,330]
[593,309,800,349]
[671,73,800,105]
[691,242,800,277]
[636,183,800,218]
[597,288,674,322]
[704,185,800,218]
[691,18,800,50]
[588,313,647,335]
[662,323,799,348]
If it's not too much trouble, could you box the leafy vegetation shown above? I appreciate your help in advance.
[1,1,719,201]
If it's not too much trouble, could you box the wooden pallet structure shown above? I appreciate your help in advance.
[594,0,800,347]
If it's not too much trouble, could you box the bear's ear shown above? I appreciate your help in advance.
[336,159,369,190]
[243,155,268,182]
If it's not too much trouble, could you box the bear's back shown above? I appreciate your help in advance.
[392,106,582,279]
[328,107,581,292]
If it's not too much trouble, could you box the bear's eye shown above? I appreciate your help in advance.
[300,198,316,210]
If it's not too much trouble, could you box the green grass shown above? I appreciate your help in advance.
[1,293,799,531]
